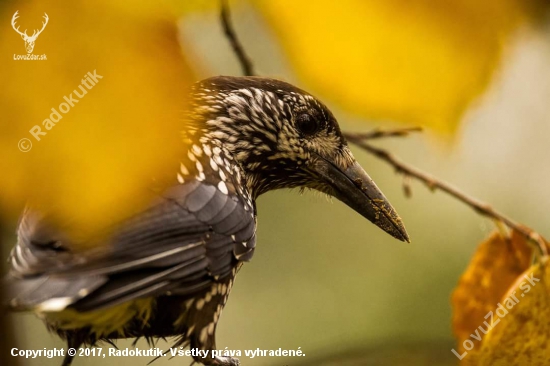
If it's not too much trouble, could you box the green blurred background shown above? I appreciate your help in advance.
[4,2,550,366]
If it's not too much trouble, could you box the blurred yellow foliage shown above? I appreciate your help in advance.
[256,0,540,133]
[0,0,196,237]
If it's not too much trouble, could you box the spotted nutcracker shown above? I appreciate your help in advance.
[6,76,409,366]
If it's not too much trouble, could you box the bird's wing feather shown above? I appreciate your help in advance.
[7,176,257,312]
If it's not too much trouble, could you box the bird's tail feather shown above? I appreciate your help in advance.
[3,274,107,312]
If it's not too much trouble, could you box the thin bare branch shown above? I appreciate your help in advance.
[220,0,256,76]
[344,132,549,257]
[349,127,423,140]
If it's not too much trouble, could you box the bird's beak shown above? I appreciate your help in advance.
[311,155,410,242]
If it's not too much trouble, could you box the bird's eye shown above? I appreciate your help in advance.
[296,113,319,136]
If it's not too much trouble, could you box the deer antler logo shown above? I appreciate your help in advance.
[11,11,49,54]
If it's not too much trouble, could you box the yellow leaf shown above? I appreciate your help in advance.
[0,0,196,239]
[256,0,539,134]
[451,230,532,354]
[463,260,550,365]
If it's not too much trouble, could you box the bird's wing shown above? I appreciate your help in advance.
[6,178,257,312]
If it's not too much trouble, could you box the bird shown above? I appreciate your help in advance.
[5,76,409,366]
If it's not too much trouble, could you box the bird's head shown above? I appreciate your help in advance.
[189,76,409,242]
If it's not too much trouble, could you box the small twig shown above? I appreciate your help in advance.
[220,0,256,76]
[402,174,412,198]
[344,133,549,257]
[349,127,423,140]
